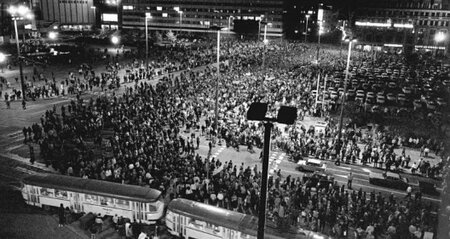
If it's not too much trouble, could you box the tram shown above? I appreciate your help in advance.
[166,198,330,239]
[22,174,164,224]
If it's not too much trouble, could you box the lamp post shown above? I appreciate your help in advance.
[8,5,33,101]
[261,22,271,68]
[434,32,446,56]
[0,52,6,73]
[174,7,183,33]
[91,6,96,28]
[210,26,226,145]
[337,37,357,160]
[145,13,152,69]
[228,16,234,31]
[246,103,297,239]
[304,14,310,43]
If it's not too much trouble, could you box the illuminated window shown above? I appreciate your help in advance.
[40,188,54,197]
[116,199,130,209]
[162,13,168,17]
[100,196,114,206]
[102,13,118,22]
[123,5,133,10]
[85,194,98,204]
[55,189,68,199]
[157,6,162,11]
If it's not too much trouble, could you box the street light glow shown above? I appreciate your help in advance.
[8,5,31,17]
[111,36,120,45]
[49,31,57,40]
[435,32,446,43]
[263,39,269,44]
[145,12,152,18]
[0,53,6,63]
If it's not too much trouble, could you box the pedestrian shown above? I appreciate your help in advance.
[29,144,35,164]
[95,213,103,234]
[347,171,353,190]
[405,185,412,200]
[5,99,10,109]
[58,203,65,227]
[22,99,26,110]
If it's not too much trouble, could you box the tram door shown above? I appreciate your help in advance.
[177,215,186,237]
[28,186,39,206]
[70,193,81,213]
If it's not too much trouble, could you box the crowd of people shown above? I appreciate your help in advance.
[16,38,448,238]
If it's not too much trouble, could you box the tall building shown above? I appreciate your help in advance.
[39,0,96,31]
[354,0,450,53]
[283,0,338,41]
[118,0,284,37]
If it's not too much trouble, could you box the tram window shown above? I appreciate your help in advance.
[205,223,221,234]
[85,194,98,204]
[188,218,203,229]
[115,199,130,209]
[240,233,251,239]
[100,196,114,206]
[30,186,36,194]
[40,188,54,197]
[55,189,68,199]
[148,204,157,212]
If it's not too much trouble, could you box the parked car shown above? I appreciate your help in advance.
[386,93,396,102]
[376,93,385,104]
[302,172,335,190]
[297,159,327,173]
[426,101,437,110]
[436,97,447,107]
[413,99,423,108]
[369,172,410,190]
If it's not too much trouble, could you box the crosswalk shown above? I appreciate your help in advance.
[269,152,286,175]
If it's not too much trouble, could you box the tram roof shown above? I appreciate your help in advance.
[23,174,161,203]
[168,198,327,239]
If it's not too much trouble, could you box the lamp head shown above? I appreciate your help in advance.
[435,32,446,42]
[49,31,58,40]
[0,53,6,63]
[111,36,120,45]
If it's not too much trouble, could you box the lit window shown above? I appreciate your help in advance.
[102,13,118,22]
[40,188,54,197]
[55,189,68,199]
[123,5,133,10]
[162,13,168,17]
[157,6,162,11]
[85,194,98,204]
[100,196,114,206]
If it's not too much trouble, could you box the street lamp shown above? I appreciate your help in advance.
[261,21,271,68]
[210,25,227,145]
[228,16,234,31]
[91,6,96,28]
[8,5,33,101]
[145,12,152,69]
[336,37,357,163]
[304,14,310,43]
[434,32,446,56]
[0,52,6,73]
[48,31,58,40]
[246,103,297,239]
[174,7,183,32]
[111,35,120,45]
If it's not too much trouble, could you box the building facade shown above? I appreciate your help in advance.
[354,0,450,53]
[39,0,96,31]
[118,0,284,36]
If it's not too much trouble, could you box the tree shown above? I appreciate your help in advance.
[166,30,177,42]
[154,31,162,43]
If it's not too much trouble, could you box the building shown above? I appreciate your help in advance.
[117,0,284,37]
[283,0,338,41]
[39,0,96,31]
[354,0,450,53]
